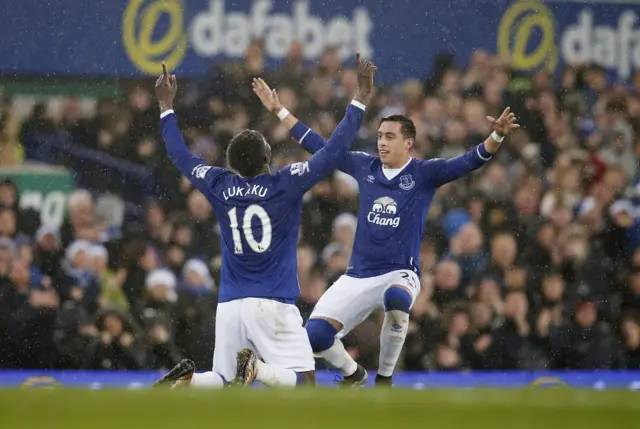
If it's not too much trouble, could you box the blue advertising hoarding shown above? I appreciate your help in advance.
[2,370,640,389]
[0,0,639,83]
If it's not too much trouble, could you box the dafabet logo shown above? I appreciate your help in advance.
[499,0,640,79]
[122,0,373,74]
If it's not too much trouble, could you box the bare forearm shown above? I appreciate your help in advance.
[483,135,503,153]
[281,113,299,130]
[353,90,372,106]
[158,101,173,115]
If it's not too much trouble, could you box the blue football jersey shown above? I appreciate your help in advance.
[161,102,365,302]
[291,122,493,278]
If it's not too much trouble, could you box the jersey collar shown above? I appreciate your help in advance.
[380,157,414,181]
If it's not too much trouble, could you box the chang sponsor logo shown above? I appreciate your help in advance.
[368,196,400,228]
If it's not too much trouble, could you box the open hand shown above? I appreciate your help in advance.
[155,63,178,111]
[487,107,520,138]
[354,53,378,104]
[252,78,283,114]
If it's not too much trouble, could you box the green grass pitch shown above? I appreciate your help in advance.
[0,388,637,429]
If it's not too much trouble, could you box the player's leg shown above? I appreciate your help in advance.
[155,356,226,389]
[236,298,315,388]
[376,270,421,387]
[190,370,226,388]
[235,348,314,387]
[306,275,380,387]
[305,316,365,385]
[199,299,248,387]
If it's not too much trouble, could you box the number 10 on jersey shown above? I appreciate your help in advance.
[228,204,272,254]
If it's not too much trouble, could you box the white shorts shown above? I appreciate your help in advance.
[310,269,421,339]
[212,298,315,381]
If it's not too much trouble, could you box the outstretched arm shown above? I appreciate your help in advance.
[252,77,371,177]
[252,77,326,154]
[252,78,326,154]
[428,107,520,187]
[276,54,377,193]
[281,102,365,193]
[156,64,225,192]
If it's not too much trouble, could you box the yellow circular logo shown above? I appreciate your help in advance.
[530,377,567,389]
[122,0,188,74]
[498,0,558,73]
[21,376,62,389]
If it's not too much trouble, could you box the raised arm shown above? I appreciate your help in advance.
[155,64,225,192]
[252,77,372,177]
[280,102,364,191]
[428,107,520,187]
[275,54,376,193]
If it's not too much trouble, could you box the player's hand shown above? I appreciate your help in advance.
[487,107,520,138]
[354,52,377,105]
[252,78,283,114]
[155,63,178,112]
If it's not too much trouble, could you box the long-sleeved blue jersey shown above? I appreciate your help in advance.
[161,101,365,303]
[290,121,493,279]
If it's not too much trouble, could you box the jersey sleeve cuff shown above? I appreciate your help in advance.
[350,100,366,111]
[476,143,492,161]
[290,121,310,142]
[160,109,175,119]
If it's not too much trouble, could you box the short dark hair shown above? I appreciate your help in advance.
[378,115,416,140]
[226,129,271,177]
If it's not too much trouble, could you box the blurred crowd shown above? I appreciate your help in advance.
[2,40,640,371]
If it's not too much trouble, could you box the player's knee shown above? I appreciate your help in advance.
[305,318,337,353]
[384,287,412,313]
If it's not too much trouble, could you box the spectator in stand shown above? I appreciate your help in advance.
[91,309,147,370]
[432,260,463,312]
[550,299,623,369]
[60,190,106,246]
[0,178,40,236]
[174,259,216,369]
[59,240,100,314]
[620,311,640,369]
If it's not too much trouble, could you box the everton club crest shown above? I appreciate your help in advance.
[399,174,415,191]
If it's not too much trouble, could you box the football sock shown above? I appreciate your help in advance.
[378,310,409,377]
[255,360,297,387]
[190,371,225,388]
[315,339,358,377]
